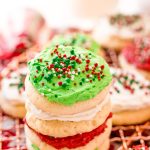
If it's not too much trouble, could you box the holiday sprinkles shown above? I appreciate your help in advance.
[28,45,112,105]
[110,69,150,95]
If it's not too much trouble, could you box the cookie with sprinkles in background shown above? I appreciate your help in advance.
[0,66,27,118]
[110,68,150,125]
[119,36,150,80]
[48,32,104,57]
[92,13,150,52]
[25,44,112,150]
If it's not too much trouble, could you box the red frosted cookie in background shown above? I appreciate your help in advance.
[119,36,150,80]
[0,8,46,70]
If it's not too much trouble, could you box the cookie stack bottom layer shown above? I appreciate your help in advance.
[25,114,112,150]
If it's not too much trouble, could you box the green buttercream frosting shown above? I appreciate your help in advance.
[28,45,112,105]
[50,33,100,54]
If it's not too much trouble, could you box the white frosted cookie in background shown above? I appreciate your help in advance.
[0,67,27,118]
[110,68,150,125]
[92,14,150,52]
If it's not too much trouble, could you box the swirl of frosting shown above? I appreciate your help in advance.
[51,33,100,54]
[28,45,112,105]
[123,37,150,71]
[110,68,150,112]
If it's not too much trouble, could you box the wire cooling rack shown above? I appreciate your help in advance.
[0,48,150,150]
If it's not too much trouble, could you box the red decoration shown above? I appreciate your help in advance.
[58,82,62,86]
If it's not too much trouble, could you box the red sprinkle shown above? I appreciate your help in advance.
[100,65,105,70]
[58,82,62,86]
[39,58,42,62]
[55,68,59,72]
[57,75,61,79]
[50,64,54,68]
[86,74,90,78]
[63,54,67,57]
[68,66,72,69]
[86,59,90,64]
[94,63,98,67]
[70,56,76,60]
[85,67,89,71]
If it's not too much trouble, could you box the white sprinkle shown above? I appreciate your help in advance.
[89,66,92,70]
[71,75,75,80]
[77,68,81,71]
[72,71,75,74]
[86,79,89,82]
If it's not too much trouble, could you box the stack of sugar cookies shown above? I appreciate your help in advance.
[25,44,112,150]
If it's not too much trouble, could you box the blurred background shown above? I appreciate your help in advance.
[0,0,150,64]
[0,0,149,29]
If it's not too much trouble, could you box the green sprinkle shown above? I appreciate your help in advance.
[79,82,82,85]
[70,49,75,55]
[44,74,53,81]
[62,82,68,88]
[81,78,85,82]
[130,79,134,85]
[36,66,41,70]
[18,82,24,90]
[124,76,128,80]
[65,78,71,83]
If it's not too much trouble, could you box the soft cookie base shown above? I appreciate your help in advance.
[0,93,26,118]
[113,106,150,125]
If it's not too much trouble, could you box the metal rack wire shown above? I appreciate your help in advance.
[0,48,150,150]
